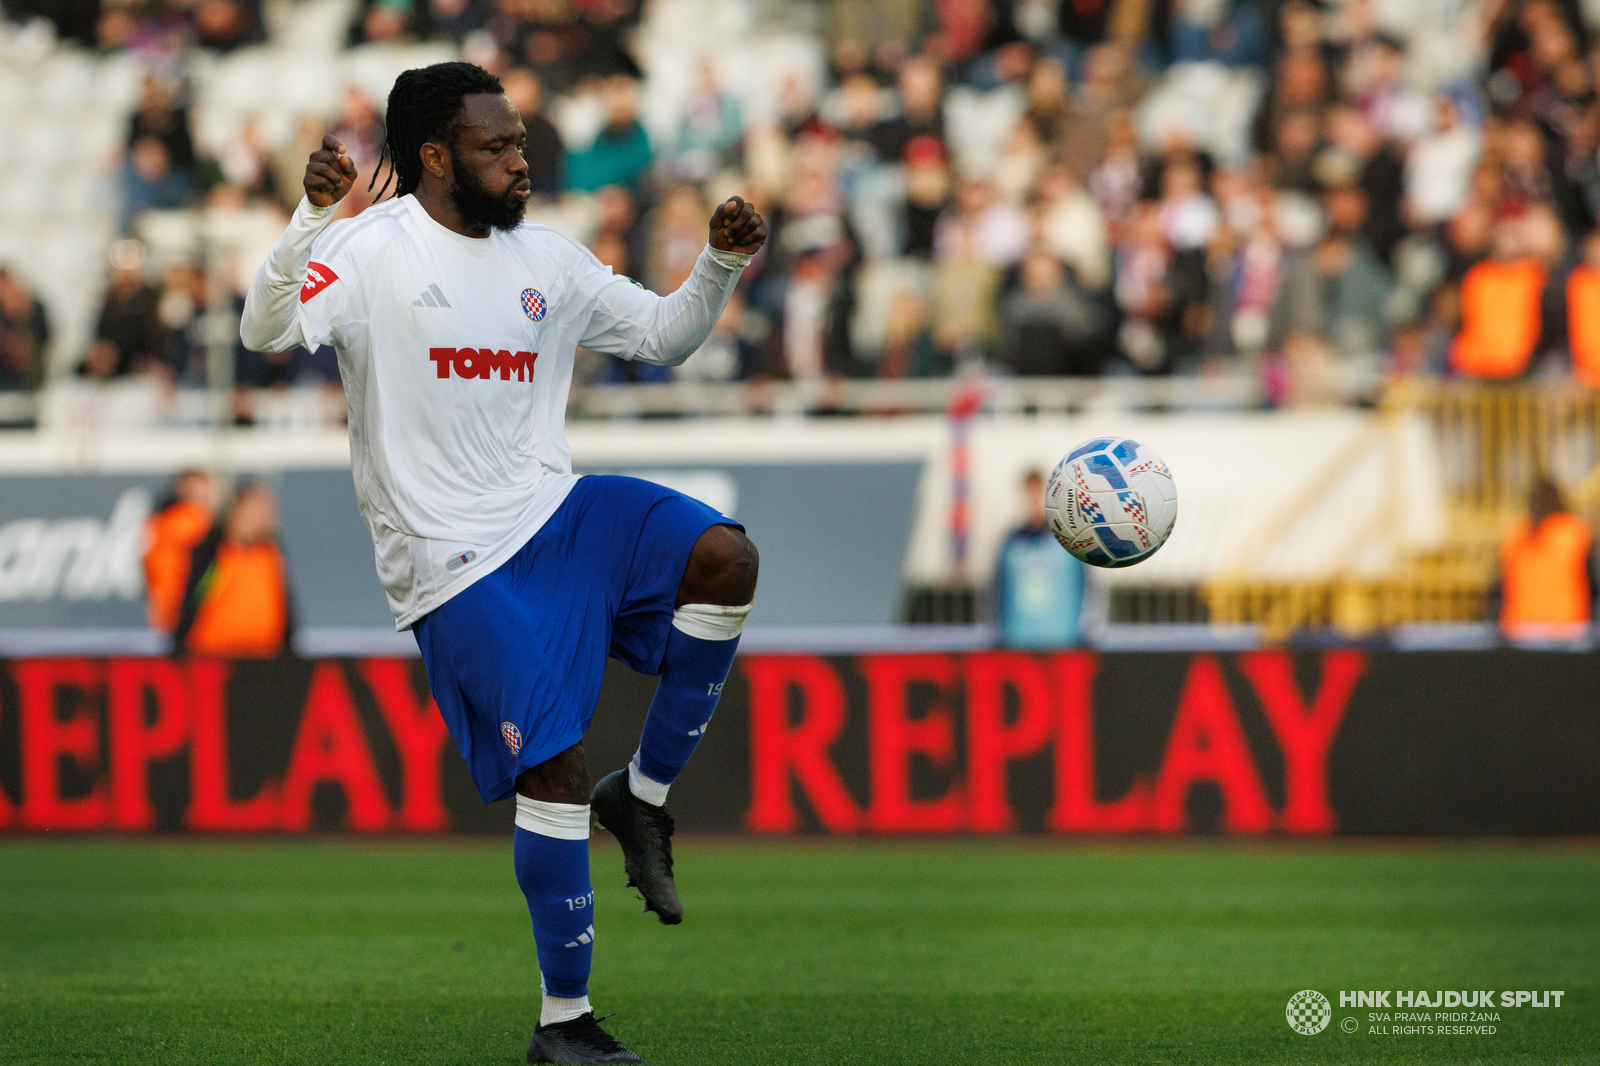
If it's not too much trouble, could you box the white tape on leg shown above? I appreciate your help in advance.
[514,796,592,839]
[672,601,753,641]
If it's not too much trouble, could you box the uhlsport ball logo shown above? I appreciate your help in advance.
[521,287,547,321]
[1286,990,1332,1034]
[500,721,523,755]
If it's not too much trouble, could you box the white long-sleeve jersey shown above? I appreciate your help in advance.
[240,194,749,629]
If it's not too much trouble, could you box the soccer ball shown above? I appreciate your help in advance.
[1045,437,1178,568]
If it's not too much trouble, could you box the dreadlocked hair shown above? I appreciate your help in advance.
[369,61,504,201]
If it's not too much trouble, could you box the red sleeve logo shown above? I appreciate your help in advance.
[300,261,339,303]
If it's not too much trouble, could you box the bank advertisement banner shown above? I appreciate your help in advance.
[0,464,921,633]
[0,651,1595,835]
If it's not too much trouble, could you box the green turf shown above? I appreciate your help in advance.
[0,839,1594,1065]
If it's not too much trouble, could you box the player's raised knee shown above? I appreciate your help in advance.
[680,524,758,606]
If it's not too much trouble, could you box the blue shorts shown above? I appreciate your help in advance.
[413,475,736,804]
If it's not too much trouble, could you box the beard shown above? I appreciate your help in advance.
[447,164,529,233]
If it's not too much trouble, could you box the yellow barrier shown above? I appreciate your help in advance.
[1203,380,1600,635]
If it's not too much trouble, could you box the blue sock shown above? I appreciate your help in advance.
[632,604,750,801]
[513,801,594,1001]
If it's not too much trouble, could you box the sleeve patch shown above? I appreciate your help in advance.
[300,261,339,303]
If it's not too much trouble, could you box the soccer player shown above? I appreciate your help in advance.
[239,61,765,1064]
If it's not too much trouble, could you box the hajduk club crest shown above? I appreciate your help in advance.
[500,721,523,755]
[521,288,546,322]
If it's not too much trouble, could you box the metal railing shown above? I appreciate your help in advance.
[1204,380,1600,635]
[7,373,1270,435]
[568,374,1267,419]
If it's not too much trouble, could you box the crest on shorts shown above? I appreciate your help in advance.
[521,288,546,322]
[501,721,523,755]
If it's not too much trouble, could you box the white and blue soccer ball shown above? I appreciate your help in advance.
[1045,437,1178,568]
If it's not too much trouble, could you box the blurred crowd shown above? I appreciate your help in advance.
[13,0,1600,406]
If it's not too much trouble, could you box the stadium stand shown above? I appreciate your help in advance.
[6,0,1600,407]
[10,0,1600,639]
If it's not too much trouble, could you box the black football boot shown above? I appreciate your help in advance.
[527,1012,643,1064]
[589,769,683,924]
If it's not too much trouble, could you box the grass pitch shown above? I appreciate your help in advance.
[0,839,1594,1065]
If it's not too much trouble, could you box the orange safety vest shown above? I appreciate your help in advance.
[1451,258,1546,379]
[1500,511,1593,628]
[185,541,289,658]
[1567,264,1600,387]
[143,501,214,631]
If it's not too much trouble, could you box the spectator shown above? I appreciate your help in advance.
[1269,109,1323,194]
[327,87,387,219]
[1323,106,1406,264]
[121,76,194,231]
[868,56,946,163]
[829,71,886,157]
[122,136,190,232]
[568,0,645,82]
[1566,230,1600,385]
[429,0,485,41]
[1170,0,1271,69]
[143,469,220,633]
[993,121,1045,205]
[211,117,279,206]
[192,0,264,50]
[674,63,744,182]
[876,288,941,378]
[1494,476,1596,642]
[1157,157,1219,253]
[174,482,294,657]
[127,75,195,175]
[1316,183,1394,356]
[782,251,837,381]
[352,0,420,45]
[1001,250,1110,375]
[1252,41,1332,154]
[994,470,1084,648]
[931,192,1004,367]
[647,184,710,294]
[1039,164,1111,290]
[935,178,1028,268]
[1406,95,1481,228]
[501,68,564,197]
[1021,57,1072,151]
[0,268,50,392]
[1116,200,1208,372]
[565,76,653,193]
[901,135,952,259]
[1451,215,1547,379]
[1068,44,1148,176]
[588,185,647,279]
[1088,109,1143,235]
[155,263,209,384]
[81,241,164,380]
[331,86,386,175]
[1220,207,1286,356]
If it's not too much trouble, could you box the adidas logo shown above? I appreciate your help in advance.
[563,924,595,948]
[411,283,451,308]
[687,721,710,737]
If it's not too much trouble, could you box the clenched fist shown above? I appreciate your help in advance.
[304,134,358,208]
[709,196,766,256]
